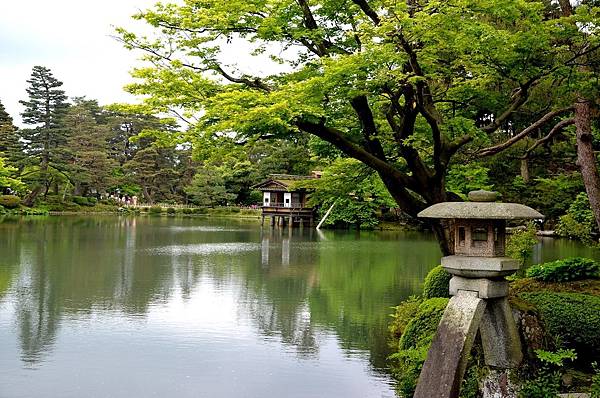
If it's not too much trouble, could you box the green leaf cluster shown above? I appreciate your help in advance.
[526,257,600,282]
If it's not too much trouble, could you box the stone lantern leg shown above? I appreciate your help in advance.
[413,190,543,398]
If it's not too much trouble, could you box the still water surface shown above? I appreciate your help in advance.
[0,216,597,398]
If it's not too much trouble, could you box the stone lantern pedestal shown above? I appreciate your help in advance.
[413,191,543,398]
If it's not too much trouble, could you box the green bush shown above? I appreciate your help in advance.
[556,192,596,243]
[423,265,452,299]
[389,298,448,397]
[166,207,176,215]
[525,257,599,282]
[72,196,90,206]
[506,223,539,265]
[389,296,422,342]
[519,292,600,361]
[192,207,208,214]
[0,195,20,209]
[182,208,194,214]
[149,206,163,214]
[87,197,98,206]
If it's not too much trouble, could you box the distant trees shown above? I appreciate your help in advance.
[63,99,116,196]
[0,100,21,165]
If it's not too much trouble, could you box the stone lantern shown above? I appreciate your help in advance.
[413,190,543,398]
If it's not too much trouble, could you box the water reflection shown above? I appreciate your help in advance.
[4,217,591,397]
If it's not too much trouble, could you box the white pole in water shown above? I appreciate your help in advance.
[316,201,336,230]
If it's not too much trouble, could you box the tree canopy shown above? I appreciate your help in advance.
[117,0,600,251]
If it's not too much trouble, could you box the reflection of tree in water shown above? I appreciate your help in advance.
[5,217,182,365]
[13,223,61,365]
[3,217,440,375]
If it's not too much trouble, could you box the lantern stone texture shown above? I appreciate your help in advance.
[413,190,543,398]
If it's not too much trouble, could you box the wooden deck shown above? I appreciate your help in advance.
[260,204,315,227]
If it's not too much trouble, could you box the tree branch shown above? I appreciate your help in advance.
[351,0,380,25]
[350,95,386,160]
[522,118,575,158]
[478,107,574,157]
[295,118,417,190]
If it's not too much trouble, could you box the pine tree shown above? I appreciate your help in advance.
[0,99,22,165]
[18,66,69,204]
[63,100,116,196]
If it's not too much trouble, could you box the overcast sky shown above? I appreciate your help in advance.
[0,0,158,125]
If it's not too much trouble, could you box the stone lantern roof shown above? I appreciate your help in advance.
[417,190,543,220]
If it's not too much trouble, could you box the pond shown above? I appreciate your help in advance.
[0,216,597,398]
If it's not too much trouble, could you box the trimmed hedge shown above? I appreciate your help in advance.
[519,292,600,361]
[149,206,162,214]
[72,196,91,206]
[166,207,176,215]
[423,265,452,299]
[526,257,599,282]
[0,195,20,209]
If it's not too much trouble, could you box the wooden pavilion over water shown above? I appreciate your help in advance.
[252,173,320,228]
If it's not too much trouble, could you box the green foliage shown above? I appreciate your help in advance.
[591,362,600,398]
[557,192,596,243]
[389,297,448,397]
[166,207,176,215]
[506,223,539,265]
[0,157,25,193]
[149,205,162,214]
[422,265,451,299]
[535,348,577,366]
[446,164,493,199]
[185,166,236,207]
[0,195,21,209]
[300,159,395,229]
[526,257,599,282]
[389,296,422,342]
[519,349,576,398]
[116,0,600,226]
[519,292,600,361]
[72,196,92,206]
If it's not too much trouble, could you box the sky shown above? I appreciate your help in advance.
[0,0,158,125]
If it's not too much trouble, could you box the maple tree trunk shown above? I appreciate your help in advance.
[575,99,600,231]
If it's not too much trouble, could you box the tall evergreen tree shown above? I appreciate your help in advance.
[18,66,69,205]
[0,99,22,165]
[63,100,116,196]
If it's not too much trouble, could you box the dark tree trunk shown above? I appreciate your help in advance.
[520,158,530,183]
[574,99,600,231]
[142,186,153,204]
[22,185,44,207]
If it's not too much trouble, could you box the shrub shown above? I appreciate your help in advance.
[519,292,600,361]
[506,223,539,265]
[389,298,448,397]
[72,196,90,206]
[556,192,595,243]
[87,197,98,206]
[149,206,163,214]
[166,207,176,215]
[389,296,422,342]
[525,257,599,282]
[192,207,208,214]
[422,265,452,299]
[0,195,20,209]
[182,208,194,215]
